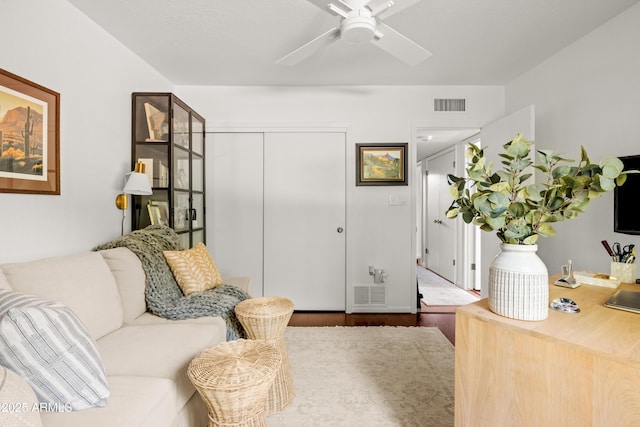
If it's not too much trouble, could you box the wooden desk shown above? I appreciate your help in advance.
[455,278,640,427]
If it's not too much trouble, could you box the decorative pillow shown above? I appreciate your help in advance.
[163,242,224,295]
[0,290,109,411]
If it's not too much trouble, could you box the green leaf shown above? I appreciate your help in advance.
[519,173,532,183]
[462,211,475,223]
[538,223,557,237]
[506,139,530,158]
[523,235,539,245]
[449,183,460,199]
[597,175,616,192]
[445,208,459,219]
[601,164,622,179]
[616,174,628,186]
[488,192,510,208]
[549,197,564,211]
[485,215,506,230]
[599,157,624,177]
[489,182,510,192]
[508,202,527,218]
[552,165,571,179]
[580,146,590,163]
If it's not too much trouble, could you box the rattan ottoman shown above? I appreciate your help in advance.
[187,339,281,427]
[235,296,295,414]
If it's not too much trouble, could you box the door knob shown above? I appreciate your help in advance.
[337,227,344,233]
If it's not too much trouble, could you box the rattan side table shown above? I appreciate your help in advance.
[235,296,295,414]
[187,339,281,427]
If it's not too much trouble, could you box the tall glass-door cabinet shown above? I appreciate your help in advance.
[131,92,205,248]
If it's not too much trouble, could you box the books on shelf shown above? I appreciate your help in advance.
[158,161,169,187]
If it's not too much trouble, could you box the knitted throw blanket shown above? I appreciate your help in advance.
[93,225,249,340]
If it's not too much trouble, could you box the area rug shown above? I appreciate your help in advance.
[266,326,454,426]
[417,266,480,306]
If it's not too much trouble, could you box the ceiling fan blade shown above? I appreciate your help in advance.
[276,28,341,66]
[368,0,423,19]
[371,23,432,66]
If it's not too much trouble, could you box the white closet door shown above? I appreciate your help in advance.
[208,132,264,295]
[264,132,346,310]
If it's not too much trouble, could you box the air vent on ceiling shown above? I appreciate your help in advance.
[434,98,466,112]
[353,285,386,305]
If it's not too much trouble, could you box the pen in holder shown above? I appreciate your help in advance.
[611,261,637,284]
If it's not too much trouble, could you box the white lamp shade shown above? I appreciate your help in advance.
[123,172,153,195]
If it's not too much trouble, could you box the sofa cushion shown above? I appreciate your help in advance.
[96,322,225,411]
[0,290,109,411]
[40,376,177,427]
[99,247,147,322]
[0,252,124,340]
[0,366,43,427]
[0,271,11,291]
[127,312,225,327]
[163,242,223,295]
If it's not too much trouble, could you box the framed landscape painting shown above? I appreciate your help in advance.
[0,69,60,194]
[356,143,408,186]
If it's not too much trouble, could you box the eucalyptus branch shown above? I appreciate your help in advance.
[446,133,633,245]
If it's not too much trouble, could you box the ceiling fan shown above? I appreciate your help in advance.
[276,0,432,66]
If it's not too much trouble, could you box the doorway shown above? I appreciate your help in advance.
[416,128,480,293]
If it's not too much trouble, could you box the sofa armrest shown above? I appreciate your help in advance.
[0,366,43,427]
[223,276,251,296]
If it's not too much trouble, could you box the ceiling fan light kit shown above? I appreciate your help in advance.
[276,0,431,66]
[340,15,376,44]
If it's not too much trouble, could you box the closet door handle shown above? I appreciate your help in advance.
[337,227,344,233]
[434,219,442,224]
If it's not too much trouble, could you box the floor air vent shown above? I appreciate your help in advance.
[354,285,386,305]
[434,98,466,112]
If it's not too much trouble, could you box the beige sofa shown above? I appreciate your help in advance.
[0,247,250,427]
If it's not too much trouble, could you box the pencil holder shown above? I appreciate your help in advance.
[610,261,637,284]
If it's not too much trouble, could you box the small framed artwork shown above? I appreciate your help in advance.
[0,69,60,194]
[356,143,408,186]
[147,200,169,226]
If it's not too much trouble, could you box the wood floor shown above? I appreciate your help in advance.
[288,302,457,345]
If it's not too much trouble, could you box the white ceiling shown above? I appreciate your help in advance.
[67,0,638,86]
[67,0,638,157]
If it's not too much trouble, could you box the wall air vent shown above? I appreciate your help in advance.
[353,285,386,305]
[434,98,466,112]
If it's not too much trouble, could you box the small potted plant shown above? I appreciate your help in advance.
[445,133,633,320]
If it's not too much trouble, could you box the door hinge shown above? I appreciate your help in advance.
[453,259,456,266]
[453,161,456,168]
[425,170,429,176]
[425,248,429,254]
[471,263,476,271]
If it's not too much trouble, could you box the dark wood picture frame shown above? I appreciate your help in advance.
[0,69,60,194]
[356,142,408,186]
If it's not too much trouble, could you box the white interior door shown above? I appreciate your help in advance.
[479,105,535,297]
[263,132,346,310]
[426,150,456,281]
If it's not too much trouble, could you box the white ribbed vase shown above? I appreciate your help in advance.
[488,243,549,321]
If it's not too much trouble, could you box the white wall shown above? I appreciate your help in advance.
[0,0,173,263]
[177,85,504,311]
[506,3,640,276]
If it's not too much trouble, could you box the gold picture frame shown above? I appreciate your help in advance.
[356,143,408,186]
[0,69,60,194]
